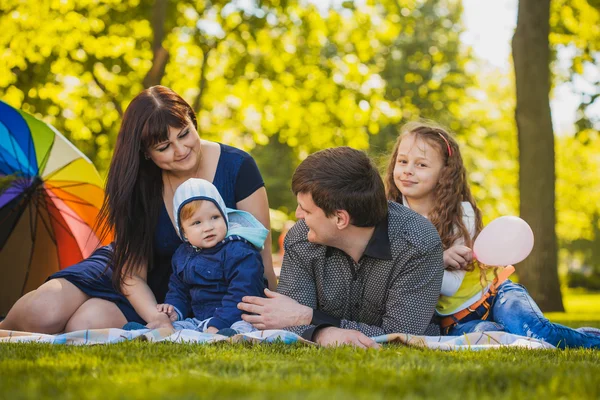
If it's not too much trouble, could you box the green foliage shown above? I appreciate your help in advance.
[0,0,598,277]
[1,0,155,172]
[455,70,519,223]
[373,0,471,152]
[0,0,473,195]
[550,0,600,130]
[556,132,600,287]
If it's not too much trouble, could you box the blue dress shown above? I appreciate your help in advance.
[49,143,264,324]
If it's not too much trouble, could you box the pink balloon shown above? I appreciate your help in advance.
[473,216,534,266]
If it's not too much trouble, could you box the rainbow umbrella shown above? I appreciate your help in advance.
[0,100,112,315]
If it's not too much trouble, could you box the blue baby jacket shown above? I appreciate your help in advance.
[166,236,265,330]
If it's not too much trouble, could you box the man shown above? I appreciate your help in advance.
[238,147,443,348]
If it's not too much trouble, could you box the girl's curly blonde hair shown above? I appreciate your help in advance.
[385,121,483,272]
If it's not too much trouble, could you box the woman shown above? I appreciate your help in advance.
[0,86,276,333]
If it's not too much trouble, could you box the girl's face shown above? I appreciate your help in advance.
[147,122,201,173]
[393,134,445,203]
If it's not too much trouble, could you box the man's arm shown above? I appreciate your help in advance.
[242,240,443,338]
[276,243,380,346]
[272,244,320,338]
[239,234,325,339]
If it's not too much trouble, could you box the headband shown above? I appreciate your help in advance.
[436,131,453,157]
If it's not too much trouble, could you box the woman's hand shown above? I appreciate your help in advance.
[156,303,178,322]
[443,245,473,270]
[146,312,174,331]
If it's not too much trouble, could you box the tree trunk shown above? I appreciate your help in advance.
[512,0,564,311]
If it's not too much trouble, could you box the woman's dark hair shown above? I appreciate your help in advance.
[292,147,387,227]
[97,85,197,292]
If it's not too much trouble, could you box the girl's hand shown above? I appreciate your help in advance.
[156,303,178,322]
[443,245,473,270]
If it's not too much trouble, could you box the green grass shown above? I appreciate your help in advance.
[546,289,600,327]
[1,291,599,400]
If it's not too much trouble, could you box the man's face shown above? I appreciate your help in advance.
[295,192,338,245]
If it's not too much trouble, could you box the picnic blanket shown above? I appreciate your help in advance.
[0,329,555,350]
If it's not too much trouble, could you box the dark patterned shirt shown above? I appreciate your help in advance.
[277,201,444,340]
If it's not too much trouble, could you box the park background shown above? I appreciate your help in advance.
[3,0,599,311]
[1,1,600,399]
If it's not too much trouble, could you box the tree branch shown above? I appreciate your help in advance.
[91,71,123,117]
[143,0,170,88]
[193,48,212,112]
[192,19,246,112]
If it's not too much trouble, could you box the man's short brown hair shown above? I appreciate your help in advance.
[291,147,387,227]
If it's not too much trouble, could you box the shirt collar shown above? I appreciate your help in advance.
[363,215,392,260]
[324,214,392,261]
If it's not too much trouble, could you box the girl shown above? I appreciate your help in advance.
[384,121,600,349]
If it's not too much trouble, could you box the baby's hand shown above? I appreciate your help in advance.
[156,303,178,322]
[443,245,473,270]
[205,326,219,334]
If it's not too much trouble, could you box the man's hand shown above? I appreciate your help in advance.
[145,312,174,332]
[237,289,313,330]
[443,245,473,270]
[314,327,380,349]
[156,303,178,322]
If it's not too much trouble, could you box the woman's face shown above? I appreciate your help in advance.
[146,122,201,173]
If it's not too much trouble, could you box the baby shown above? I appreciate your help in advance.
[157,178,268,335]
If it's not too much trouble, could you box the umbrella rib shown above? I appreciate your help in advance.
[46,182,95,190]
[6,129,29,176]
[20,194,41,296]
[37,190,84,234]
[38,190,100,255]
[33,193,57,245]
[0,191,28,226]
[44,192,97,207]
[43,158,85,181]
[35,135,55,176]
[40,189,103,253]
[26,120,38,175]
[41,195,93,226]
[0,145,16,173]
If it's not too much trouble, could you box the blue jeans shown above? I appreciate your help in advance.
[447,280,600,349]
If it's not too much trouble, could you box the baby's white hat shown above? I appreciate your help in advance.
[172,178,227,242]
[172,178,269,249]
